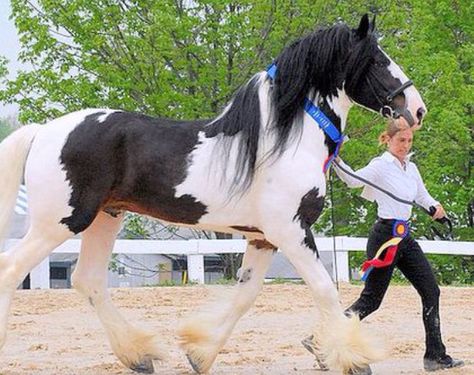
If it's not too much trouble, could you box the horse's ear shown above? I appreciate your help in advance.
[355,14,370,39]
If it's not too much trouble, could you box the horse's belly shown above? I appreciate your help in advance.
[102,193,208,226]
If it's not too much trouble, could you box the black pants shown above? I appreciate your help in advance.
[347,220,446,360]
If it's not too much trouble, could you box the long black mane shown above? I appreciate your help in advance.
[205,75,262,195]
[272,23,377,154]
[205,21,377,195]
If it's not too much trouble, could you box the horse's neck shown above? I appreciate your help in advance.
[257,78,352,166]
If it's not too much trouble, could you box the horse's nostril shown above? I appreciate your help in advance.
[416,107,426,121]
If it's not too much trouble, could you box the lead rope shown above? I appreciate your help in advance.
[329,169,340,291]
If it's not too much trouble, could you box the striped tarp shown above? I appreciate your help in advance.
[15,184,28,215]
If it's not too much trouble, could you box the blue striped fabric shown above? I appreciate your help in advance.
[15,185,28,215]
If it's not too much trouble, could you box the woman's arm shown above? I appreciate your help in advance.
[413,164,444,217]
[334,158,380,188]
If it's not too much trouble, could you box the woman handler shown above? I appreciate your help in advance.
[303,120,464,374]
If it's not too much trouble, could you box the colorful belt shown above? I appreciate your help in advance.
[360,220,409,281]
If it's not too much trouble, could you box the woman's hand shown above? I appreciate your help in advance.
[432,204,446,220]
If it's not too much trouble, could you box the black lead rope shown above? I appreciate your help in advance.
[332,159,453,240]
[329,170,339,291]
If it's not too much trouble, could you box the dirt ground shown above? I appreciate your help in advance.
[0,283,472,375]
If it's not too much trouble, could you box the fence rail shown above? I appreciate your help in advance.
[5,237,474,289]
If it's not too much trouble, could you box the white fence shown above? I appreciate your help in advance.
[5,237,474,289]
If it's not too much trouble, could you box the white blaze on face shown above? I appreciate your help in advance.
[379,47,427,123]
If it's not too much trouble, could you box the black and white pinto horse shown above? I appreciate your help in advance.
[0,15,425,374]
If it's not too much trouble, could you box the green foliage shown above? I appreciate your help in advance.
[122,213,150,239]
[0,118,13,141]
[427,254,474,285]
[108,253,119,272]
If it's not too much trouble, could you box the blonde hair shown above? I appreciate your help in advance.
[378,118,411,145]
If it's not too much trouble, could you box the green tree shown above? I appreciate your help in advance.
[0,119,12,141]
[0,116,18,141]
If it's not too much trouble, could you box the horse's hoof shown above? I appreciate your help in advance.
[301,335,329,371]
[301,335,317,355]
[345,365,372,375]
[186,354,203,374]
[129,355,155,374]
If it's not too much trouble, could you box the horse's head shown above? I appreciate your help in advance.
[344,15,426,127]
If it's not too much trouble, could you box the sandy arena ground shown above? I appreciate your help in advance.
[0,283,472,375]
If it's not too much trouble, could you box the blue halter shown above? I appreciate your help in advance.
[266,63,344,172]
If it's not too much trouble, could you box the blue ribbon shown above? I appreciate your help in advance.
[361,266,374,281]
[303,98,342,144]
[266,63,277,80]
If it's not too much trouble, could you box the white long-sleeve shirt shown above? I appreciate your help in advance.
[334,151,439,221]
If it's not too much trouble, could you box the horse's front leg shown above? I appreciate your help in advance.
[260,188,385,374]
[179,239,274,373]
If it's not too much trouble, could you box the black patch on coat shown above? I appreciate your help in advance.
[293,188,325,256]
[59,111,209,234]
[318,98,342,157]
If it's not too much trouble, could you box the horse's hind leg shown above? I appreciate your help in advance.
[0,225,73,349]
[71,211,164,374]
[179,240,274,373]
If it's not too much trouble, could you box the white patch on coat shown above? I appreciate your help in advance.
[176,75,274,230]
[174,130,258,227]
[97,109,122,123]
[257,72,272,130]
[258,110,328,230]
[326,88,353,133]
[175,75,330,232]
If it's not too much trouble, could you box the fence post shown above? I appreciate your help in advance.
[336,237,350,282]
[187,254,205,284]
[30,257,50,289]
